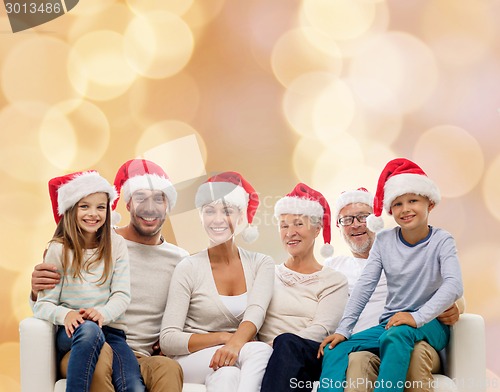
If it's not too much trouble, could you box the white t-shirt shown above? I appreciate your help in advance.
[324,254,387,333]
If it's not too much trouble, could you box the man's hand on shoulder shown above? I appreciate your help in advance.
[437,303,460,326]
[31,262,61,301]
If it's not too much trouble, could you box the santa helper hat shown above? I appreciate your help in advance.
[195,171,260,243]
[366,158,441,233]
[274,183,334,257]
[113,159,177,217]
[334,187,374,226]
[48,171,118,224]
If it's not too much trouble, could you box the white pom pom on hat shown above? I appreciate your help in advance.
[274,183,333,257]
[368,158,441,232]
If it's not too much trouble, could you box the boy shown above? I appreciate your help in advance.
[317,158,463,392]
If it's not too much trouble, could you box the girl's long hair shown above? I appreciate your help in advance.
[51,195,113,285]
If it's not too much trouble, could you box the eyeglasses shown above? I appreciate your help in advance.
[338,214,370,226]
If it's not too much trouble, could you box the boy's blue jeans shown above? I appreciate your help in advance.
[318,319,449,392]
[56,321,145,392]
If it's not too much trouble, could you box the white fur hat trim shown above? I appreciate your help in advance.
[383,173,440,213]
[121,173,177,210]
[274,196,324,218]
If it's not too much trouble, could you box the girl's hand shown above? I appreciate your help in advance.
[79,308,104,327]
[209,341,241,371]
[64,311,85,338]
[318,333,346,358]
[385,312,416,329]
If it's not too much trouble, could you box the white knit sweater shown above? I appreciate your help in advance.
[159,247,275,356]
[258,263,348,344]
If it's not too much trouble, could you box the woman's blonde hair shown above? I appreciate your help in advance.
[50,194,113,285]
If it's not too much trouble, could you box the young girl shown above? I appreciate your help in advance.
[33,170,145,392]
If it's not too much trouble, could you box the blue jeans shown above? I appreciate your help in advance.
[261,333,322,392]
[318,319,450,392]
[57,321,145,392]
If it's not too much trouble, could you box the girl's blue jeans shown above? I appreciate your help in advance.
[56,320,145,392]
[318,318,449,392]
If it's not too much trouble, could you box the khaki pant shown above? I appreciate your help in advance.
[345,341,441,392]
[60,343,183,392]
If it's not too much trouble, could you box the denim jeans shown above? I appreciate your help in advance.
[318,319,450,392]
[261,333,322,392]
[57,321,145,392]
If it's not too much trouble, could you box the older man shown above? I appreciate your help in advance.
[31,159,188,392]
[324,188,463,392]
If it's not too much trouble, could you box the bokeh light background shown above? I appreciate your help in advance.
[1,0,500,389]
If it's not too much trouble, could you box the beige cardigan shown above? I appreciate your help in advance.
[159,247,275,356]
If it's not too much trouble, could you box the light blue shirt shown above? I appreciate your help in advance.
[336,226,463,338]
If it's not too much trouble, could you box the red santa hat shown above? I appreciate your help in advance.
[366,158,441,232]
[48,170,117,224]
[195,171,260,243]
[334,187,374,227]
[274,183,333,257]
[113,159,177,212]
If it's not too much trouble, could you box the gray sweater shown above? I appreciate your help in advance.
[336,226,463,338]
[159,247,275,356]
[123,239,188,356]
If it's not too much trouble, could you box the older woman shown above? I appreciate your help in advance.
[160,172,275,392]
[260,183,349,392]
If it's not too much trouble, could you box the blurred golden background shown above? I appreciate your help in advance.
[1,0,499,390]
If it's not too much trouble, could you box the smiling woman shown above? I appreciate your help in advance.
[159,171,275,392]
[259,183,348,392]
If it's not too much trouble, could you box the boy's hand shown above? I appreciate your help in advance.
[79,308,104,327]
[317,333,346,358]
[64,311,85,338]
[385,312,416,329]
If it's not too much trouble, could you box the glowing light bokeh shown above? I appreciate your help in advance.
[68,4,132,42]
[313,78,356,142]
[292,137,327,184]
[483,155,500,222]
[125,0,194,16]
[413,125,484,198]
[41,100,111,170]
[0,343,20,388]
[123,11,194,79]
[271,27,343,88]
[0,103,57,182]
[67,0,118,16]
[2,37,81,105]
[68,30,137,101]
[128,72,201,127]
[349,32,438,114]
[311,132,364,190]
[135,122,207,184]
[422,0,495,67]
[283,72,346,138]
[301,0,376,41]
[1,0,500,384]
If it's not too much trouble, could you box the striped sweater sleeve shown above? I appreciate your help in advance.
[33,242,72,325]
[94,234,131,325]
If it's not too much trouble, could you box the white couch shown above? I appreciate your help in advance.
[19,314,486,392]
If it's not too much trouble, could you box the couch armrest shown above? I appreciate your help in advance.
[445,313,486,392]
[19,317,58,392]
